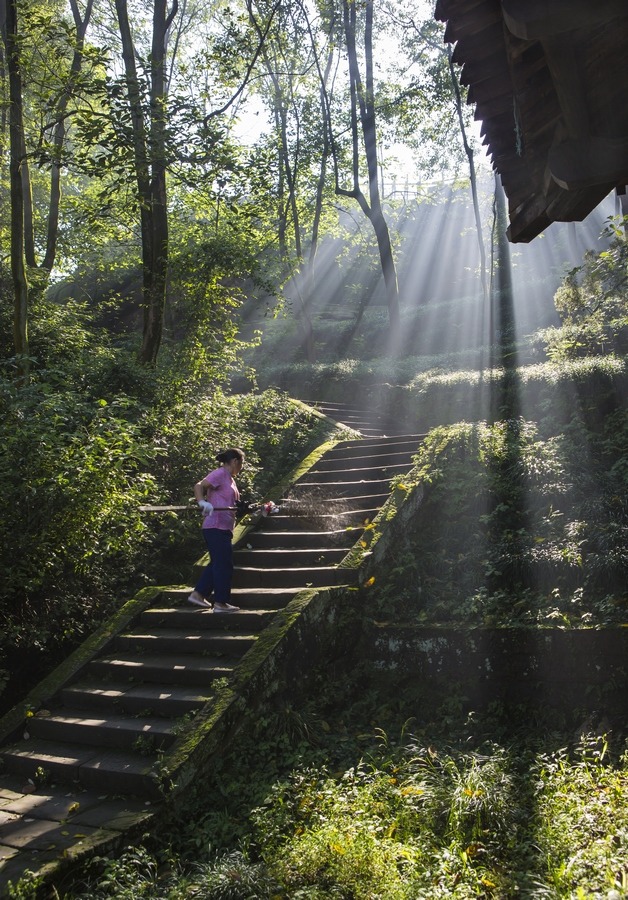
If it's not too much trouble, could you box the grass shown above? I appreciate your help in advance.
[43,670,628,900]
[9,236,627,899]
[369,413,628,629]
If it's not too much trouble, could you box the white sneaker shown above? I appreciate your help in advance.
[187,593,212,608]
[213,603,240,612]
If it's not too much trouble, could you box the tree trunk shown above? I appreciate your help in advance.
[42,0,94,272]
[2,0,30,382]
[115,0,174,365]
[493,173,514,340]
[0,45,6,159]
[20,131,35,267]
[491,172,518,428]
[342,0,400,338]
[448,46,488,303]
[298,59,334,365]
[139,0,172,365]
[260,39,301,265]
[272,98,288,262]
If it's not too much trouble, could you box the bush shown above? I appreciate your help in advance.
[0,261,331,704]
[543,222,628,361]
[0,377,158,664]
[372,415,628,627]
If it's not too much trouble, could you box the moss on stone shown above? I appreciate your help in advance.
[0,586,164,746]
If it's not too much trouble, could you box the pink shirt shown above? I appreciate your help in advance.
[203,466,240,531]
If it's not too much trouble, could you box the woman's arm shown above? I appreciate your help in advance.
[194,476,214,502]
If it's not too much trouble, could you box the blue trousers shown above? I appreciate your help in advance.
[195,528,234,604]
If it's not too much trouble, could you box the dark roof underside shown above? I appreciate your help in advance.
[435,0,628,242]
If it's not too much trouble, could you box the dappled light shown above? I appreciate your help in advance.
[1,0,627,893]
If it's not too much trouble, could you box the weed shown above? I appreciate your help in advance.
[132,734,156,755]
[33,765,51,788]
[6,870,43,900]
[171,711,197,737]
[190,850,281,899]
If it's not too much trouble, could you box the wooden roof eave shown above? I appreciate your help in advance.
[501,0,627,41]
[507,195,551,243]
[436,0,628,241]
[549,136,628,191]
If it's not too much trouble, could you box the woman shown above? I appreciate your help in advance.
[187,447,245,611]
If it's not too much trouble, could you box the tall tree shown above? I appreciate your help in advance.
[1,0,30,381]
[336,0,400,336]
[446,45,488,303]
[384,5,488,301]
[114,0,177,365]
[299,37,335,361]
[12,0,100,273]
[41,0,95,272]
[246,0,339,360]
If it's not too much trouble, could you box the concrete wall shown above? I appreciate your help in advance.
[362,624,628,716]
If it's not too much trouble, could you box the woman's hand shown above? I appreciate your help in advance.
[198,500,214,516]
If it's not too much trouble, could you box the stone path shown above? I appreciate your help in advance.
[0,401,423,896]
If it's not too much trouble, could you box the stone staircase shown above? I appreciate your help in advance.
[0,402,422,894]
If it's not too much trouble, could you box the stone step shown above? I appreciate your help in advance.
[138,607,276,632]
[162,587,301,610]
[313,410,386,434]
[115,629,257,656]
[233,547,349,568]
[306,404,401,434]
[279,491,389,509]
[86,653,238,685]
[327,435,423,456]
[259,507,381,529]
[298,461,411,484]
[0,739,161,798]
[232,565,357,589]
[335,424,386,437]
[308,450,416,476]
[26,709,177,753]
[319,416,393,435]
[288,477,392,495]
[59,681,213,717]
[309,406,395,434]
[241,530,355,549]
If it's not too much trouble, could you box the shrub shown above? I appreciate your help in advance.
[0,378,158,664]
[372,415,628,627]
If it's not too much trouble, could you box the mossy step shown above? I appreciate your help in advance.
[0,739,161,798]
[139,607,276,631]
[26,709,177,752]
[315,411,394,429]
[259,508,380,529]
[306,453,412,484]
[326,435,423,455]
[288,477,393,496]
[162,587,300,610]
[86,653,237,685]
[298,461,411,484]
[311,409,402,433]
[233,547,349,568]
[329,424,386,437]
[282,490,390,510]
[241,530,355,550]
[232,565,357,589]
[311,449,418,471]
[116,630,257,655]
[312,408,385,430]
[59,681,214,716]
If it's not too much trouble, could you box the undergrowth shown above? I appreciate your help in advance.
[46,671,628,900]
[0,375,325,711]
[372,409,628,628]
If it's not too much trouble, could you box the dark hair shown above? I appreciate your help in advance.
[216,447,245,465]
